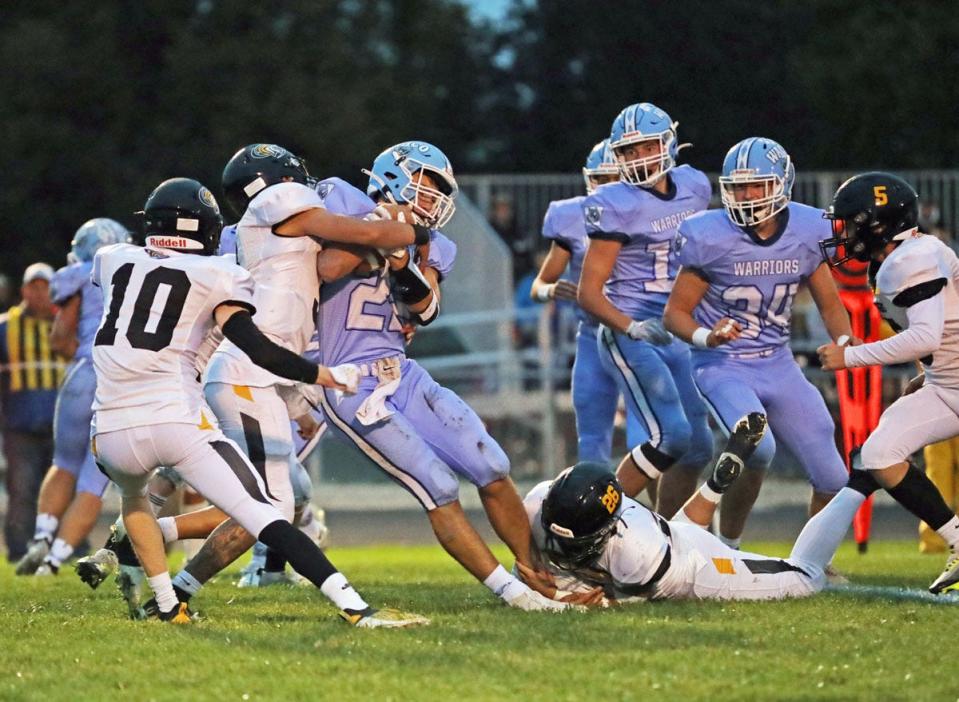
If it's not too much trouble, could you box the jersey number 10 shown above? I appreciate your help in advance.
[95,264,192,351]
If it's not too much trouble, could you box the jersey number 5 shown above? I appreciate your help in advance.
[95,264,192,351]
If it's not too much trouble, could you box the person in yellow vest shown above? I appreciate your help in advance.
[1,263,67,561]
[919,437,959,552]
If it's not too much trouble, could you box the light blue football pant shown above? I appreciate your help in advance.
[318,359,510,511]
[54,358,109,497]
[596,326,713,468]
[573,322,643,464]
[692,347,848,494]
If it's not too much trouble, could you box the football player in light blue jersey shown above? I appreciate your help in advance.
[16,218,130,576]
[664,137,853,548]
[531,139,642,463]
[578,103,713,518]
[316,141,573,611]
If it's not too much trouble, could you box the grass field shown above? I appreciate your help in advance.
[1,541,956,701]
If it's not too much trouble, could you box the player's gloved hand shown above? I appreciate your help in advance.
[317,363,360,394]
[626,318,673,345]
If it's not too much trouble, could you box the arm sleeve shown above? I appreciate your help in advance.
[220,312,319,384]
[844,294,944,367]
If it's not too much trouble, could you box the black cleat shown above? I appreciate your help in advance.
[137,597,196,623]
[709,413,767,492]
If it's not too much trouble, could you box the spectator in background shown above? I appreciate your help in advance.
[0,263,66,561]
[489,194,519,244]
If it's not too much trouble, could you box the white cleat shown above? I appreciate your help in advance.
[75,548,119,589]
[341,607,430,628]
[34,562,58,577]
[15,538,50,576]
[505,588,578,612]
[929,552,959,595]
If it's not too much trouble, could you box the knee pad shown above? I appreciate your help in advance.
[474,437,511,486]
[859,434,893,471]
[660,422,692,463]
[746,432,776,470]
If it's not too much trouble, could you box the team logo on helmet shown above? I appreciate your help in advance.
[251,143,284,159]
[198,186,219,211]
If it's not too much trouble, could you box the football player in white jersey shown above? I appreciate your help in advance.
[148,144,431,607]
[818,172,959,593]
[91,177,427,627]
[522,414,883,603]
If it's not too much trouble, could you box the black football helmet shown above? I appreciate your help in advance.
[141,178,223,256]
[221,143,312,221]
[819,172,919,266]
[540,462,623,570]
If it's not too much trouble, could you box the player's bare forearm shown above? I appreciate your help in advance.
[808,263,853,341]
[678,491,717,528]
[531,243,575,302]
[182,518,256,584]
[663,268,711,342]
[276,208,421,249]
[578,239,632,332]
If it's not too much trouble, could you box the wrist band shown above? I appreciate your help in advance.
[691,327,711,349]
[412,224,431,246]
[535,285,553,302]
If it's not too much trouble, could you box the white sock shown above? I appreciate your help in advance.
[482,564,529,602]
[157,517,179,544]
[935,516,959,550]
[147,572,179,613]
[46,538,74,568]
[34,513,58,542]
[319,572,368,611]
[790,487,865,570]
[172,570,204,596]
[718,534,741,550]
[149,492,168,516]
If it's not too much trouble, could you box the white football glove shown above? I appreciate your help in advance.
[328,363,360,396]
[625,318,673,345]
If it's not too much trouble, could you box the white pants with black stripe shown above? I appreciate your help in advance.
[94,422,281,538]
[654,522,825,601]
[204,382,306,521]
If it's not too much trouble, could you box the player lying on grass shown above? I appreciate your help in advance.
[521,412,886,603]
[817,172,959,594]
[90,176,427,627]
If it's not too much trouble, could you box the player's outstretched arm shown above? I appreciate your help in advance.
[316,243,372,283]
[663,268,741,347]
[49,293,80,358]
[531,243,576,302]
[213,304,356,391]
[820,293,945,371]
[807,262,854,343]
[274,206,430,250]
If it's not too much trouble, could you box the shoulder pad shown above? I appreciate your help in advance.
[245,182,323,228]
[877,237,946,298]
[543,197,584,242]
[315,177,376,217]
[50,262,90,304]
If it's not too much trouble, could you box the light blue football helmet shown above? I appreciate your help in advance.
[582,139,619,194]
[719,137,795,227]
[69,218,130,263]
[365,141,458,228]
[608,102,679,186]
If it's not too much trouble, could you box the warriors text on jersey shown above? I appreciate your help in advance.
[677,202,830,355]
[91,243,255,433]
[582,165,711,320]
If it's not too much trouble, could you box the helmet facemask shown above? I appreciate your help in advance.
[719,169,789,227]
[612,130,676,187]
[542,520,618,570]
[400,161,458,228]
